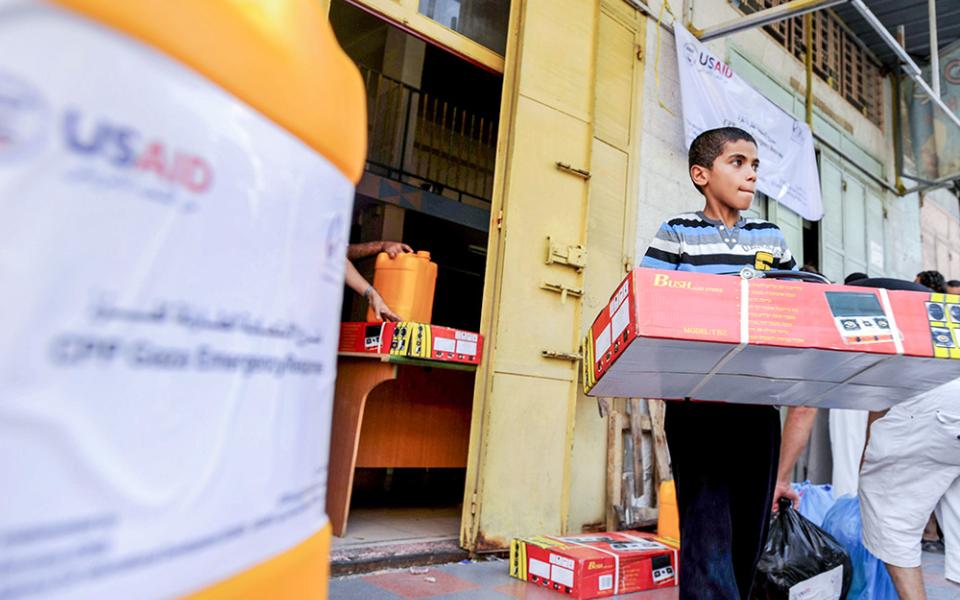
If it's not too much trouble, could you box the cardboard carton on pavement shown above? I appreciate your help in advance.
[583,268,960,410]
[510,531,679,599]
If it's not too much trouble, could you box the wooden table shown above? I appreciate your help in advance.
[326,352,476,536]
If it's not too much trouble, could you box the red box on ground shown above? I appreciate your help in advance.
[583,268,960,410]
[509,531,678,599]
[338,321,482,365]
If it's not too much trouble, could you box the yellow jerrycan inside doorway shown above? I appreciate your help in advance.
[0,1,365,598]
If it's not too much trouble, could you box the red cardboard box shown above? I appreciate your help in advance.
[509,531,678,599]
[582,268,960,410]
[339,321,482,365]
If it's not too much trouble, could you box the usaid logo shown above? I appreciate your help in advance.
[0,73,50,163]
[63,110,214,194]
[685,44,735,79]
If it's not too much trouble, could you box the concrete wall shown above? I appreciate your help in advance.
[921,188,960,280]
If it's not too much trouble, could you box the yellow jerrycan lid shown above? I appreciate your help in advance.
[55,0,367,182]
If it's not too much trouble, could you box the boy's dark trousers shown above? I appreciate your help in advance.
[665,400,781,600]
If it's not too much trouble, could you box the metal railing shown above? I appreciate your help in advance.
[360,65,497,205]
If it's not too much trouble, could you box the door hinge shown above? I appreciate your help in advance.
[555,161,592,180]
[541,349,582,361]
[495,209,504,230]
[623,255,634,273]
[470,492,478,515]
[541,281,584,304]
[546,236,587,272]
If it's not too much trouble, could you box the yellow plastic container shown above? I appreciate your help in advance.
[367,250,438,322]
[4,0,368,599]
[658,480,680,546]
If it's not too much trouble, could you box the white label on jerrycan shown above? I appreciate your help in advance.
[0,4,353,599]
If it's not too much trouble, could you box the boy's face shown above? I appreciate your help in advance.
[691,139,759,211]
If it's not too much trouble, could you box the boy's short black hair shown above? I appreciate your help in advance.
[948,279,960,289]
[688,127,757,195]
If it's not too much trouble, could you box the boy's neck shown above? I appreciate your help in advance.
[702,196,741,229]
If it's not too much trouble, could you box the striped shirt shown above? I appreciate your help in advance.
[640,211,797,274]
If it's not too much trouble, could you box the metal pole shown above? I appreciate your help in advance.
[894,25,906,194]
[850,0,960,130]
[697,0,849,42]
[804,12,814,127]
[929,0,941,98]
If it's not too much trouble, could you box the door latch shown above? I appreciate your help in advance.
[541,349,582,361]
[546,236,587,272]
[541,281,584,304]
[555,161,592,180]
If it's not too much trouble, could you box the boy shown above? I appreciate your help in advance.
[641,127,797,599]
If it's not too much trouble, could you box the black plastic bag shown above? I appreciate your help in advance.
[750,498,853,599]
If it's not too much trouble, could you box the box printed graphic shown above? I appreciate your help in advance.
[339,322,483,365]
[583,269,960,410]
[510,531,678,599]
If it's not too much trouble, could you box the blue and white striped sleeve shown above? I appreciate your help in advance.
[640,222,681,270]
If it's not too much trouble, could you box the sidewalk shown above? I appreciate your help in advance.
[330,551,959,599]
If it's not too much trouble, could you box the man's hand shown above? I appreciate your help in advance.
[382,241,413,259]
[772,479,800,511]
[367,288,401,322]
[772,406,816,512]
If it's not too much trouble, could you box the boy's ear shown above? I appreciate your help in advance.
[690,164,710,189]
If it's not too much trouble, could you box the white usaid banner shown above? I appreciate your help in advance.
[675,27,823,221]
[0,5,351,599]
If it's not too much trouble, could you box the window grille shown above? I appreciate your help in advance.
[731,0,884,127]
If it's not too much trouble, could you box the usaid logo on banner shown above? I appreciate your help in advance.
[0,73,50,163]
[63,110,214,194]
[683,42,734,79]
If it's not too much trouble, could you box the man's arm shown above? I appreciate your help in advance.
[347,241,413,260]
[344,259,400,322]
[772,406,818,509]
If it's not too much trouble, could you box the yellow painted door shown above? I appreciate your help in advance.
[462,0,647,550]
[567,0,645,535]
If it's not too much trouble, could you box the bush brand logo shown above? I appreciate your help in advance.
[653,274,693,289]
[587,561,606,570]
[64,110,213,193]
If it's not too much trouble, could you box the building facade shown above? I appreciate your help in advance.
[323,0,960,553]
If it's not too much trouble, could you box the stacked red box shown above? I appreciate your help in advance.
[582,268,960,410]
[509,531,678,599]
[338,321,482,365]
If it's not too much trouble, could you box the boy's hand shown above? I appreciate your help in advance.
[772,479,800,511]
[383,241,413,258]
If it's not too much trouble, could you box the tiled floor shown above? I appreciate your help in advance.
[330,552,960,599]
[923,550,960,600]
